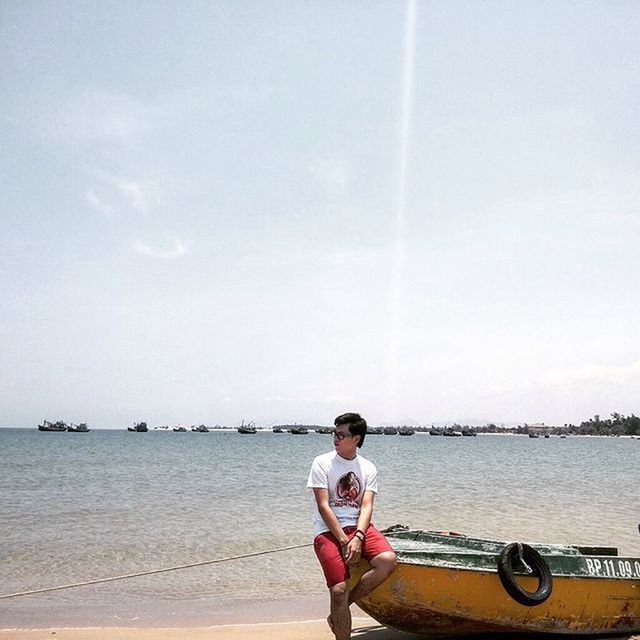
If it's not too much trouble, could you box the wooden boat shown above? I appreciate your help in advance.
[67,422,89,432]
[38,420,67,431]
[127,421,148,432]
[289,426,308,434]
[398,427,415,436]
[349,528,640,636]
[238,420,257,434]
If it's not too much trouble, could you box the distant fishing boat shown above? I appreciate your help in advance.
[237,420,257,434]
[127,421,148,432]
[398,427,415,436]
[350,528,640,637]
[38,420,67,432]
[315,427,333,434]
[289,426,308,434]
[67,422,89,432]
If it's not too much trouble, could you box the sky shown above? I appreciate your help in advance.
[1,1,639,428]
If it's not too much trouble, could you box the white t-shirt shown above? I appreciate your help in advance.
[306,451,378,537]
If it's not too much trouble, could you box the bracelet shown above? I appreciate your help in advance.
[354,529,366,542]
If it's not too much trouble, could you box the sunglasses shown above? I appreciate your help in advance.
[332,429,353,441]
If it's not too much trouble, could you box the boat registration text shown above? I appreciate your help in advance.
[585,558,640,578]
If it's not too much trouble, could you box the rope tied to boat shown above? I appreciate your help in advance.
[517,541,533,574]
[0,541,312,601]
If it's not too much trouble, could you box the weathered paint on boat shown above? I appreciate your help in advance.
[349,530,640,636]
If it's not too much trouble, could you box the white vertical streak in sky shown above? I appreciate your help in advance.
[386,0,417,421]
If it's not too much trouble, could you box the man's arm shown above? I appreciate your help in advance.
[343,489,374,565]
[313,487,350,547]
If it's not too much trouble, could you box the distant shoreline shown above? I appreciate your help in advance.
[1,426,638,438]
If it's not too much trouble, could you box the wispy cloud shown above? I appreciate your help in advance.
[134,237,186,259]
[86,190,114,216]
[117,180,150,212]
[84,173,161,216]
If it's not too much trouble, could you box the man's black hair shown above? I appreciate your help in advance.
[334,412,367,448]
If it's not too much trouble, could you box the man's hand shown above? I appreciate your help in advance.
[343,536,362,566]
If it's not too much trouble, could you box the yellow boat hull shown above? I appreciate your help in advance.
[349,560,640,636]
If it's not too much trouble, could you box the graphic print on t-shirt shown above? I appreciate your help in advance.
[334,471,361,507]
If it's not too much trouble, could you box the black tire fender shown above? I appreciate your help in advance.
[497,542,553,606]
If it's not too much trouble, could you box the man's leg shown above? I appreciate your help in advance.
[329,580,352,640]
[349,551,397,604]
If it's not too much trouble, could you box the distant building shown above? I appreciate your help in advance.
[524,422,553,433]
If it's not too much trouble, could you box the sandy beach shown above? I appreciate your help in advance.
[0,616,425,640]
[1,621,638,640]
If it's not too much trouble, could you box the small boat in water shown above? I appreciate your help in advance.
[349,528,640,637]
[38,420,67,432]
[67,422,89,432]
[127,421,148,432]
[238,420,257,434]
[289,426,308,434]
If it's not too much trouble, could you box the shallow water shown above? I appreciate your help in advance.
[0,428,638,627]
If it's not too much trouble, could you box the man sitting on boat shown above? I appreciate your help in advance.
[307,412,397,640]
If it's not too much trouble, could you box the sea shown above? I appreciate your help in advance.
[1,428,638,628]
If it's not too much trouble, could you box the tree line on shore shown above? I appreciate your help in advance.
[477,412,640,437]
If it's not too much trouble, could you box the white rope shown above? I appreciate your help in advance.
[0,542,312,601]
[517,542,533,574]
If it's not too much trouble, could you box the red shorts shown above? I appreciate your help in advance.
[313,524,394,588]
